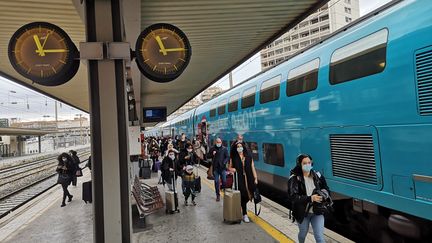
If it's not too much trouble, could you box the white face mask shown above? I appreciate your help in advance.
[237,147,243,153]
[169,155,175,160]
[187,149,193,153]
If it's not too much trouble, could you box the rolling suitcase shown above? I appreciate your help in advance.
[165,171,180,214]
[220,171,233,189]
[82,180,92,203]
[223,172,242,223]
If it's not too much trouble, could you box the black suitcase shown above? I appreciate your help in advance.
[141,167,151,179]
[82,181,92,203]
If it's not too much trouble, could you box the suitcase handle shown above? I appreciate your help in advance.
[234,171,238,191]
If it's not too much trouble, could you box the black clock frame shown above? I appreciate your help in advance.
[135,23,192,83]
[8,22,80,86]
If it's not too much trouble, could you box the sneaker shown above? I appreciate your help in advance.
[61,203,66,207]
[192,201,196,206]
[216,195,220,202]
[184,201,188,206]
[243,215,250,223]
[68,195,73,202]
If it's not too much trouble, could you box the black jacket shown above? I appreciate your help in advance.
[208,145,229,172]
[287,166,329,224]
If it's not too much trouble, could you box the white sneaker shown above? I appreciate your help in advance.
[243,215,250,223]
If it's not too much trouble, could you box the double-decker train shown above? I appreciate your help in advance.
[145,0,432,240]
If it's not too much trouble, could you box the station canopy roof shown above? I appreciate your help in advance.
[0,0,326,121]
[0,127,56,136]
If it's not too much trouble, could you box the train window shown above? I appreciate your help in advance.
[246,142,259,161]
[287,58,319,96]
[210,104,217,117]
[330,28,388,84]
[241,86,256,109]
[228,94,240,112]
[218,99,227,115]
[260,75,281,104]
[262,143,284,167]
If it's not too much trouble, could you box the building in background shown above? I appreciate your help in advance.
[261,0,360,70]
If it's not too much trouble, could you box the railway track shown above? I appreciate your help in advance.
[0,155,90,219]
[0,149,90,187]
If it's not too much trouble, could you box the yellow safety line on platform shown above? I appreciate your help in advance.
[200,175,294,243]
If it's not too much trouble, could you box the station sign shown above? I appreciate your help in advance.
[8,22,80,86]
[143,107,167,123]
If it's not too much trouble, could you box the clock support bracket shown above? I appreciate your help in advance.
[79,42,130,60]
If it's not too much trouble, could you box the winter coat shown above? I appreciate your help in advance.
[208,145,229,172]
[287,165,329,224]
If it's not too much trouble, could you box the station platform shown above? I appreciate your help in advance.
[0,166,352,243]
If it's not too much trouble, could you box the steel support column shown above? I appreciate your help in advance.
[38,135,41,153]
[84,0,131,242]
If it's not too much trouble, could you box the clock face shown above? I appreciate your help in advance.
[8,22,79,86]
[135,23,192,83]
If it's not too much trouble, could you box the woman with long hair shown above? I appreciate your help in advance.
[56,152,74,207]
[229,141,258,223]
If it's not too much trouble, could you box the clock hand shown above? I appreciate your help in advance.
[160,48,186,53]
[155,36,167,56]
[33,35,45,56]
[36,49,68,53]
[41,31,51,49]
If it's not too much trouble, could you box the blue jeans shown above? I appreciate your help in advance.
[213,169,226,196]
[298,213,325,243]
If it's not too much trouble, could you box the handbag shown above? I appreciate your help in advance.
[75,168,83,177]
[207,164,214,180]
[57,173,71,184]
[253,188,262,216]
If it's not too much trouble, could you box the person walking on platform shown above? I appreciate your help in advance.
[69,150,80,186]
[177,133,188,152]
[182,165,197,206]
[179,143,197,168]
[56,152,75,207]
[229,141,258,223]
[288,154,330,243]
[164,143,179,157]
[161,150,178,191]
[208,138,229,201]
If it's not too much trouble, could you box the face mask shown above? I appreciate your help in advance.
[216,143,221,147]
[238,140,243,143]
[62,157,67,162]
[187,149,193,153]
[168,140,172,144]
[237,147,243,153]
[169,155,175,160]
[302,164,313,172]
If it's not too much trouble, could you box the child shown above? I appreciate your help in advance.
[182,165,196,206]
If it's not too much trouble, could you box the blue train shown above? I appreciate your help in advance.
[147,0,432,240]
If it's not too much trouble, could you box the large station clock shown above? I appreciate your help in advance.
[135,23,192,83]
[8,22,80,86]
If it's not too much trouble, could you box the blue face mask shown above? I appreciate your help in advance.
[216,143,221,147]
[302,164,313,172]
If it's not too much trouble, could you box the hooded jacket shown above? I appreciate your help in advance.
[287,165,329,224]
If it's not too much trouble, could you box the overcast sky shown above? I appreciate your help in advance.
[0,0,391,121]
[0,76,88,122]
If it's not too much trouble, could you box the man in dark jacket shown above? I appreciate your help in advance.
[208,138,229,201]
